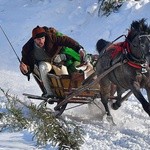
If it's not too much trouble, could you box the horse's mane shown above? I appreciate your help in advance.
[131,18,150,33]
[127,18,150,41]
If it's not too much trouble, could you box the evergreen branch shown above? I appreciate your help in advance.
[0,88,84,149]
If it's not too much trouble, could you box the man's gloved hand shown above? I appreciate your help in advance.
[20,62,29,74]
[20,62,30,81]
[53,54,66,63]
[75,48,87,69]
[79,48,86,63]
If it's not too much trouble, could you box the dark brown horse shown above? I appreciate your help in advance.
[96,18,150,122]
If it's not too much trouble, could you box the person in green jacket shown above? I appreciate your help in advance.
[52,28,85,74]
[52,27,97,78]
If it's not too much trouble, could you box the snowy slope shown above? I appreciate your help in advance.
[0,0,150,149]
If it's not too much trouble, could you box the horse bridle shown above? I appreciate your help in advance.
[139,34,150,56]
[139,34,150,41]
[121,33,150,73]
[125,34,150,63]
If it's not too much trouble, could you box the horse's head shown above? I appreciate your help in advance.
[126,18,150,64]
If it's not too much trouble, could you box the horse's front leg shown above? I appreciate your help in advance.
[131,81,150,117]
[144,74,150,103]
[145,86,150,103]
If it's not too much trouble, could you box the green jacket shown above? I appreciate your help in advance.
[56,31,81,73]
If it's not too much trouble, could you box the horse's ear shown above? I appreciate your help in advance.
[139,18,147,25]
[131,18,148,33]
[127,28,137,41]
[131,20,140,31]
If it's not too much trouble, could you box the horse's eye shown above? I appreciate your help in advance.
[140,44,145,48]
[133,44,138,47]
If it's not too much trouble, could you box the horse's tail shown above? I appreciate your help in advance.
[96,39,110,54]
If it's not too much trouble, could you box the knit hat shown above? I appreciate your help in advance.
[32,26,46,39]
[96,39,110,52]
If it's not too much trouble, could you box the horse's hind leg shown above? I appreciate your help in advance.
[111,86,125,110]
[100,93,111,116]
[101,94,115,124]
[100,80,115,124]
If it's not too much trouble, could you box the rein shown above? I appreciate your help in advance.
[123,34,150,71]
[122,41,144,69]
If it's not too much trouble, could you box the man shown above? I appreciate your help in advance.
[20,26,86,98]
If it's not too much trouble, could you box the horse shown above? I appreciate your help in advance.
[96,18,150,122]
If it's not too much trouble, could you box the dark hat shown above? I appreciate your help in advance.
[32,26,46,39]
[96,39,110,52]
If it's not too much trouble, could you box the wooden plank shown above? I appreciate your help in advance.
[48,73,65,98]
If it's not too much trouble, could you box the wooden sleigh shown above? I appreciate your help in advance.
[23,62,132,116]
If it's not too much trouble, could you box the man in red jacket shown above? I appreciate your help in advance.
[20,26,86,98]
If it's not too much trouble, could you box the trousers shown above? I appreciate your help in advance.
[33,61,68,95]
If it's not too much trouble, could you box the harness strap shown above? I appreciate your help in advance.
[127,61,142,69]
[111,41,144,69]
[111,43,124,58]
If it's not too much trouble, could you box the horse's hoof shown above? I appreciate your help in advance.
[106,116,116,125]
[111,102,121,110]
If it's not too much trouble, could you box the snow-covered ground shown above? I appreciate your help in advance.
[0,0,150,149]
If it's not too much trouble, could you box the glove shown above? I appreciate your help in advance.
[75,48,87,69]
[53,54,66,63]
[79,48,86,64]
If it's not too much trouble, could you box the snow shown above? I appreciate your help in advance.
[0,0,150,149]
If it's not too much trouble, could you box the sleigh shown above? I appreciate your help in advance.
[23,61,132,117]
[23,19,150,118]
